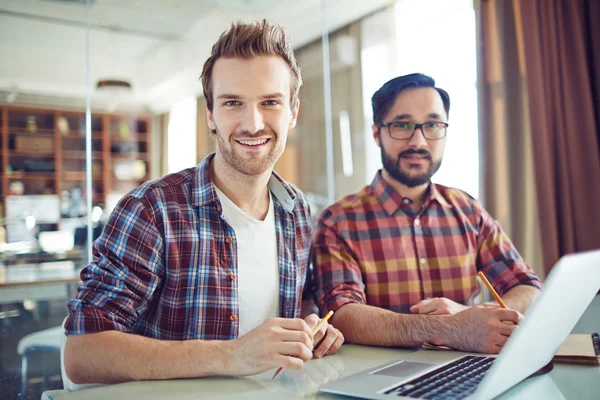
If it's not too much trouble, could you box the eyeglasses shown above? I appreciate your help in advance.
[378,121,449,140]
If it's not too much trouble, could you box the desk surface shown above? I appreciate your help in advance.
[43,297,600,400]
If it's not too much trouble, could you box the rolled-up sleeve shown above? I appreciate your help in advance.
[65,196,164,335]
[312,212,366,316]
[475,202,542,295]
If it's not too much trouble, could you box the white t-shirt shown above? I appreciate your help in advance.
[213,186,279,337]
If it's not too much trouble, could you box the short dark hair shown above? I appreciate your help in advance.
[371,73,450,125]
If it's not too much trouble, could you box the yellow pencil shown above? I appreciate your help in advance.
[477,271,508,309]
[272,310,334,379]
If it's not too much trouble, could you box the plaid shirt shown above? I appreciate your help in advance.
[66,153,312,340]
[312,171,541,316]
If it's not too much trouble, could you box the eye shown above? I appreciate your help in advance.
[224,100,241,107]
[263,100,280,106]
[392,121,412,130]
[424,122,440,129]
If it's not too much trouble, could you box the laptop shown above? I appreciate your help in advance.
[320,249,600,400]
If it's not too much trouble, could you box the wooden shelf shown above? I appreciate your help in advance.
[8,128,55,136]
[6,172,55,180]
[111,133,149,142]
[9,151,55,158]
[63,171,103,181]
[0,105,152,213]
[61,131,103,139]
[62,151,104,160]
[112,153,149,161]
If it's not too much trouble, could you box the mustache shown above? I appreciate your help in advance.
[233,129,274,140]
[398,149,431,160]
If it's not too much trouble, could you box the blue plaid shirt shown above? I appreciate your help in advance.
[66,153,312,340]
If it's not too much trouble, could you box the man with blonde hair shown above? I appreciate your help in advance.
[64,20,343,385]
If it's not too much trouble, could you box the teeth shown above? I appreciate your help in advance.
[238,139,268,146]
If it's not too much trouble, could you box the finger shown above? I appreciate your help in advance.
[303,314,320,330]
[279,329,314,349]
[497,322,517,336]
[496,309,522,324]
[410,298,433,312]
[314,326,338,358]
[278,354,306,371]
[325,330,345,356]
[312,323,328,346]
[278,342,313,363]
[417,300,442,314]
[274,317,313,336]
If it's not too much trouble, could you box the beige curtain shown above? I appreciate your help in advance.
[475,0,544,278]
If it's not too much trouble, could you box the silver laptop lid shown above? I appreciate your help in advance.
[472,249,600,399]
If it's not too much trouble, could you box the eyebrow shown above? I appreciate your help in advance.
[216,93,286,101]
[391,113,444,121]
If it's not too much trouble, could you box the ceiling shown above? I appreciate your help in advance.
[0,0,392,113]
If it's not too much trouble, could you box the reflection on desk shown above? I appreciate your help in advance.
[41,297,600,400]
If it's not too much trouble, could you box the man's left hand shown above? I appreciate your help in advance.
[410,297,469,315]
[304,314,344,358]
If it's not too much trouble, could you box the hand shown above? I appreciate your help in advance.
[226,317,314,376]
[436,305,524,354]
[410,297,469,315]
[304,314,345,358]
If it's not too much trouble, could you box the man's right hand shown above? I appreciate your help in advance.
[224,317,315,376]
[434,305,524,354]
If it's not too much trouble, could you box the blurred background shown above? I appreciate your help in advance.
[0,0,598,398]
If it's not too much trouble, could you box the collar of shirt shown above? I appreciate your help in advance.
[369,170,452,216]
[191,153,297,212]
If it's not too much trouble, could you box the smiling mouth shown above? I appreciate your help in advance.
[236,138,270,147]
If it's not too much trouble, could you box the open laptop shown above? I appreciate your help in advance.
[320,249,600,400]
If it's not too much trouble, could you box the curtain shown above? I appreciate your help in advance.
[476,0,545,278]
[515,0,600,273]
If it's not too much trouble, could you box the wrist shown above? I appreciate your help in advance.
[214,338,235,376]
[427,315,456,347]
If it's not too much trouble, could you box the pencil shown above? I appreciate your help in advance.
[477,271,508,309]
[272,310,335,379]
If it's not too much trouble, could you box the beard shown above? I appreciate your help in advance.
[214,126,286,176]
[381,144,442,188]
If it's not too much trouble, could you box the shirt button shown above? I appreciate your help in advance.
[414,218,421,226]
[216,205,222,213]
[225,236,232,244]
[403,198,411,204]
[230,314,237,322]
[420,258,426,265]
[229,273,236,280]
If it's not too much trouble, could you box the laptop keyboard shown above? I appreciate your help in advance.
[384,355,494,399]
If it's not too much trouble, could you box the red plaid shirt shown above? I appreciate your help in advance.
[66,154,312,340]
[312,171,541,315]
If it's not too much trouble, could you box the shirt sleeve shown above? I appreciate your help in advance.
[312,211,367,316]
[65,196,164,335]
[475,201,542,295]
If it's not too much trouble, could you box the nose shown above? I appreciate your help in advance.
[241,105,265,134]
[407,126,428,148]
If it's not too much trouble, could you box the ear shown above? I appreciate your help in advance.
[289,99,300,129]
[372,124,381,148]
[207,108,217,131]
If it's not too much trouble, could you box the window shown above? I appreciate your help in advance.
[168,96,197,173]
[361,0,479,198]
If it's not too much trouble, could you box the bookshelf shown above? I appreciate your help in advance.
[0,105,152,218]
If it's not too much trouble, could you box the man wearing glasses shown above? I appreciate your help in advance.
[311,73,541,354]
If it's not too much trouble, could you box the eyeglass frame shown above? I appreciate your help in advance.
[377,121,449,140]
